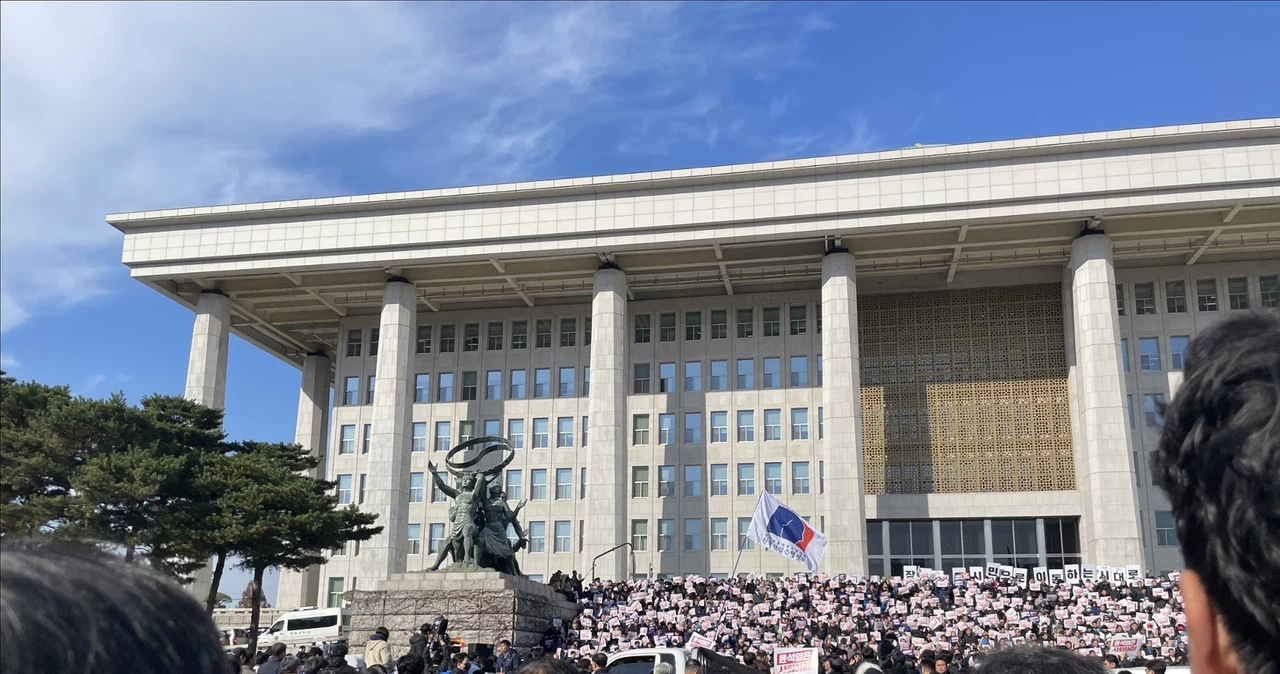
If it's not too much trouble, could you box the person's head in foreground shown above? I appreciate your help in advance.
[973,646,1103,674]
[517,658,582,674]
[0,541,227,674]
[1151,310,1280,674]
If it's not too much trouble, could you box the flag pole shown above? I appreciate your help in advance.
[709,492,762,650]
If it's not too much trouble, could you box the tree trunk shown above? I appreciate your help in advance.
[123,544,135,562]
[247,565,266,654]
[204,551,227,615]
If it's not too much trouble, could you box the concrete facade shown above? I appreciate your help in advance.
[111,119,1280,607]
[277,353,332,608]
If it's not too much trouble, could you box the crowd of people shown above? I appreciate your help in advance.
[539,570,1188,670]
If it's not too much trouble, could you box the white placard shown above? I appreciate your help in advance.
[1064,564,1081,584]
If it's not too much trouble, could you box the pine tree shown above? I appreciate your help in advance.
[0,376,78,534]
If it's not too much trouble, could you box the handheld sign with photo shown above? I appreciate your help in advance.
[952,568,966,582]
[688,633,715,650]
[1064,564,1081,584]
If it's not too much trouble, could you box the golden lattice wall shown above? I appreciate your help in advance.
[859,283,1075,494]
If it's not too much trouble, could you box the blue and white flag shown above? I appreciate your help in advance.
[746,491,827,573]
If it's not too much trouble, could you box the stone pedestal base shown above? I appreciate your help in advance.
[350,571,578,655]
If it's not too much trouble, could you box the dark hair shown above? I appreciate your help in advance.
[454,652,471,666]
[591,653,608,669]
[305,655,326,674]
[531,646,546,659]
[331,642,349,658]
[1150,310,1280,674]
[399,654,427,674]
[280,655,302,673]
[271,642,289,658]
[973,646,1103,674]
[232,647,251,664]
[1103,656,1119,666]
[423,623,435,635]
[0,542,226,674]
[1143,662,1166,674]
[376,625,390,635]
[500,639,513,647]
[517,658,581,674]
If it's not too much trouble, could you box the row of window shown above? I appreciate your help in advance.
[865,517,1081,577]
[335,466,589,506]
[632,356,821,394]
[633,306,820,343]
[1116,275,1278,316]
[1119,336,1189,374]
[631,517,772,553]
[629,462,822,498]
[337,416,591,455]
[1125,393,1166,430]
[342,367,592,406]
[631,408,823,445]
[345,318,593,358]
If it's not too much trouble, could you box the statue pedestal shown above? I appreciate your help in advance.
[350,571,578,654]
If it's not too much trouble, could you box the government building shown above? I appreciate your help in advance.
[109,119,1280,610]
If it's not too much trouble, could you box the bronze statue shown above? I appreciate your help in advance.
[426,437,528,574]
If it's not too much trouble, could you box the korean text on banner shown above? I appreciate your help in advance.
[773,648,821,674]
[688,633,715,650]
[746,492,827,573]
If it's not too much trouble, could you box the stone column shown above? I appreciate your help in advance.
[355,280,416,583]
[277,353,332,609]
[820,251,867,575]
[183,290,231,599]
[1068,234,1144,567]
[583,267,629,580]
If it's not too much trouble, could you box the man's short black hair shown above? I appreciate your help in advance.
[331,642,349,658]
[1103,655,1119,666]
[423,623,435,634]
[591,653,608,669]
[973,646,1103,674]
[399,654,427,674]
[517,658,580,674]
[1143,661,1165,674]
[1150,310,1280,674]
[270,642,289,657]
[0,541,227,674]
[500,639,512,647]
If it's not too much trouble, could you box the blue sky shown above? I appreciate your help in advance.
[2,2,1277,603]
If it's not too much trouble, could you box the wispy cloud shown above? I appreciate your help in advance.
[0,353,19,371]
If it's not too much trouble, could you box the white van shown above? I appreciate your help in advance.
[261,607,350,647]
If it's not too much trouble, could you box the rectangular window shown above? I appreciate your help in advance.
[342,377,359,406]
[339,425,355,455]
[658,519,674,552]
[659,312,676,342]
[416,325,432,354]
[439,324,456,353]
[530,469,548,500]
[710,309,728,339]
[737,410,755,441]
[487,322,504,351]
[429,523,445,555]
[437,373,454,402]
[818,407,824,439]
[763,357,781,389]
[326,577,345,608]
[1134,282,1156,315]
[1116,283,1126,316]
[633,415,650,444]
[684,361,702,392]
[792,461,810,494]
[555,468,572,500]
[1139,337,1161,371]
[583,367,590,397]
[485,371,502,400]
[460,371,477,401]
[558,367,576,397]
[764,409,782,441]
[1127,394,1135,429]
[707,360,728,392]
[819,461,824,493]
[365,376,376,405]
[580,466,587,499]
[632,466,650,498]
[635,314,651,343]
[710,411,728,443]
[710,518,728,551]
[789,356,808,387]
[1155,511,1178,546]
[414,373,431,403]
[432,473,449,503]
[1197,278,1219,311]
[534,368,551,398]
[658,465,676,497]
[336,475,352,504]
[560,318,577,347]
[684,518,703,552]
[737,308,754,338]
[367,328,379,357]
[458,420,475,443]
[658,363,676,393]
[528,522,546,552]
[409,472,424,503]
[508,419,525,449]
[633,363,651,394]
[412,422,427,453]
[658,414,675,445]
[738,518,755,550]
[535,319,552,348]
[710,464,728,496]
[764,462,782,494]
[362,424,371,454]
[434,422,451,452]
[584,317,591,346]
[736,359,755,389]
[463,323,480,352]
[582,416,589,447]
[1144,394,1166,428]
[511,320,528,350]
[505,470,522,500]
[532,418,549,449]
[789,305,807,335]
[685,311,702,341]
[684,413,703,444]
[509,370,527,399]
[1165,281,1187,313]
[817,355,823,386]
[737,463,755,495]
[1170,336,1190,370]
[346,329,362,358]
[556,417,574,448]
[554,521,571,552]
[791,408,809,440]
[1120,339,1130,373]
[684,465,703,498]
[631,520,649,551]
[1228,277,1249,310]
[1262,275,1279,308]
[762,307,780,336]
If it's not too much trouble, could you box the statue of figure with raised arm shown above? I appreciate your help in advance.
[425,436,526,575]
